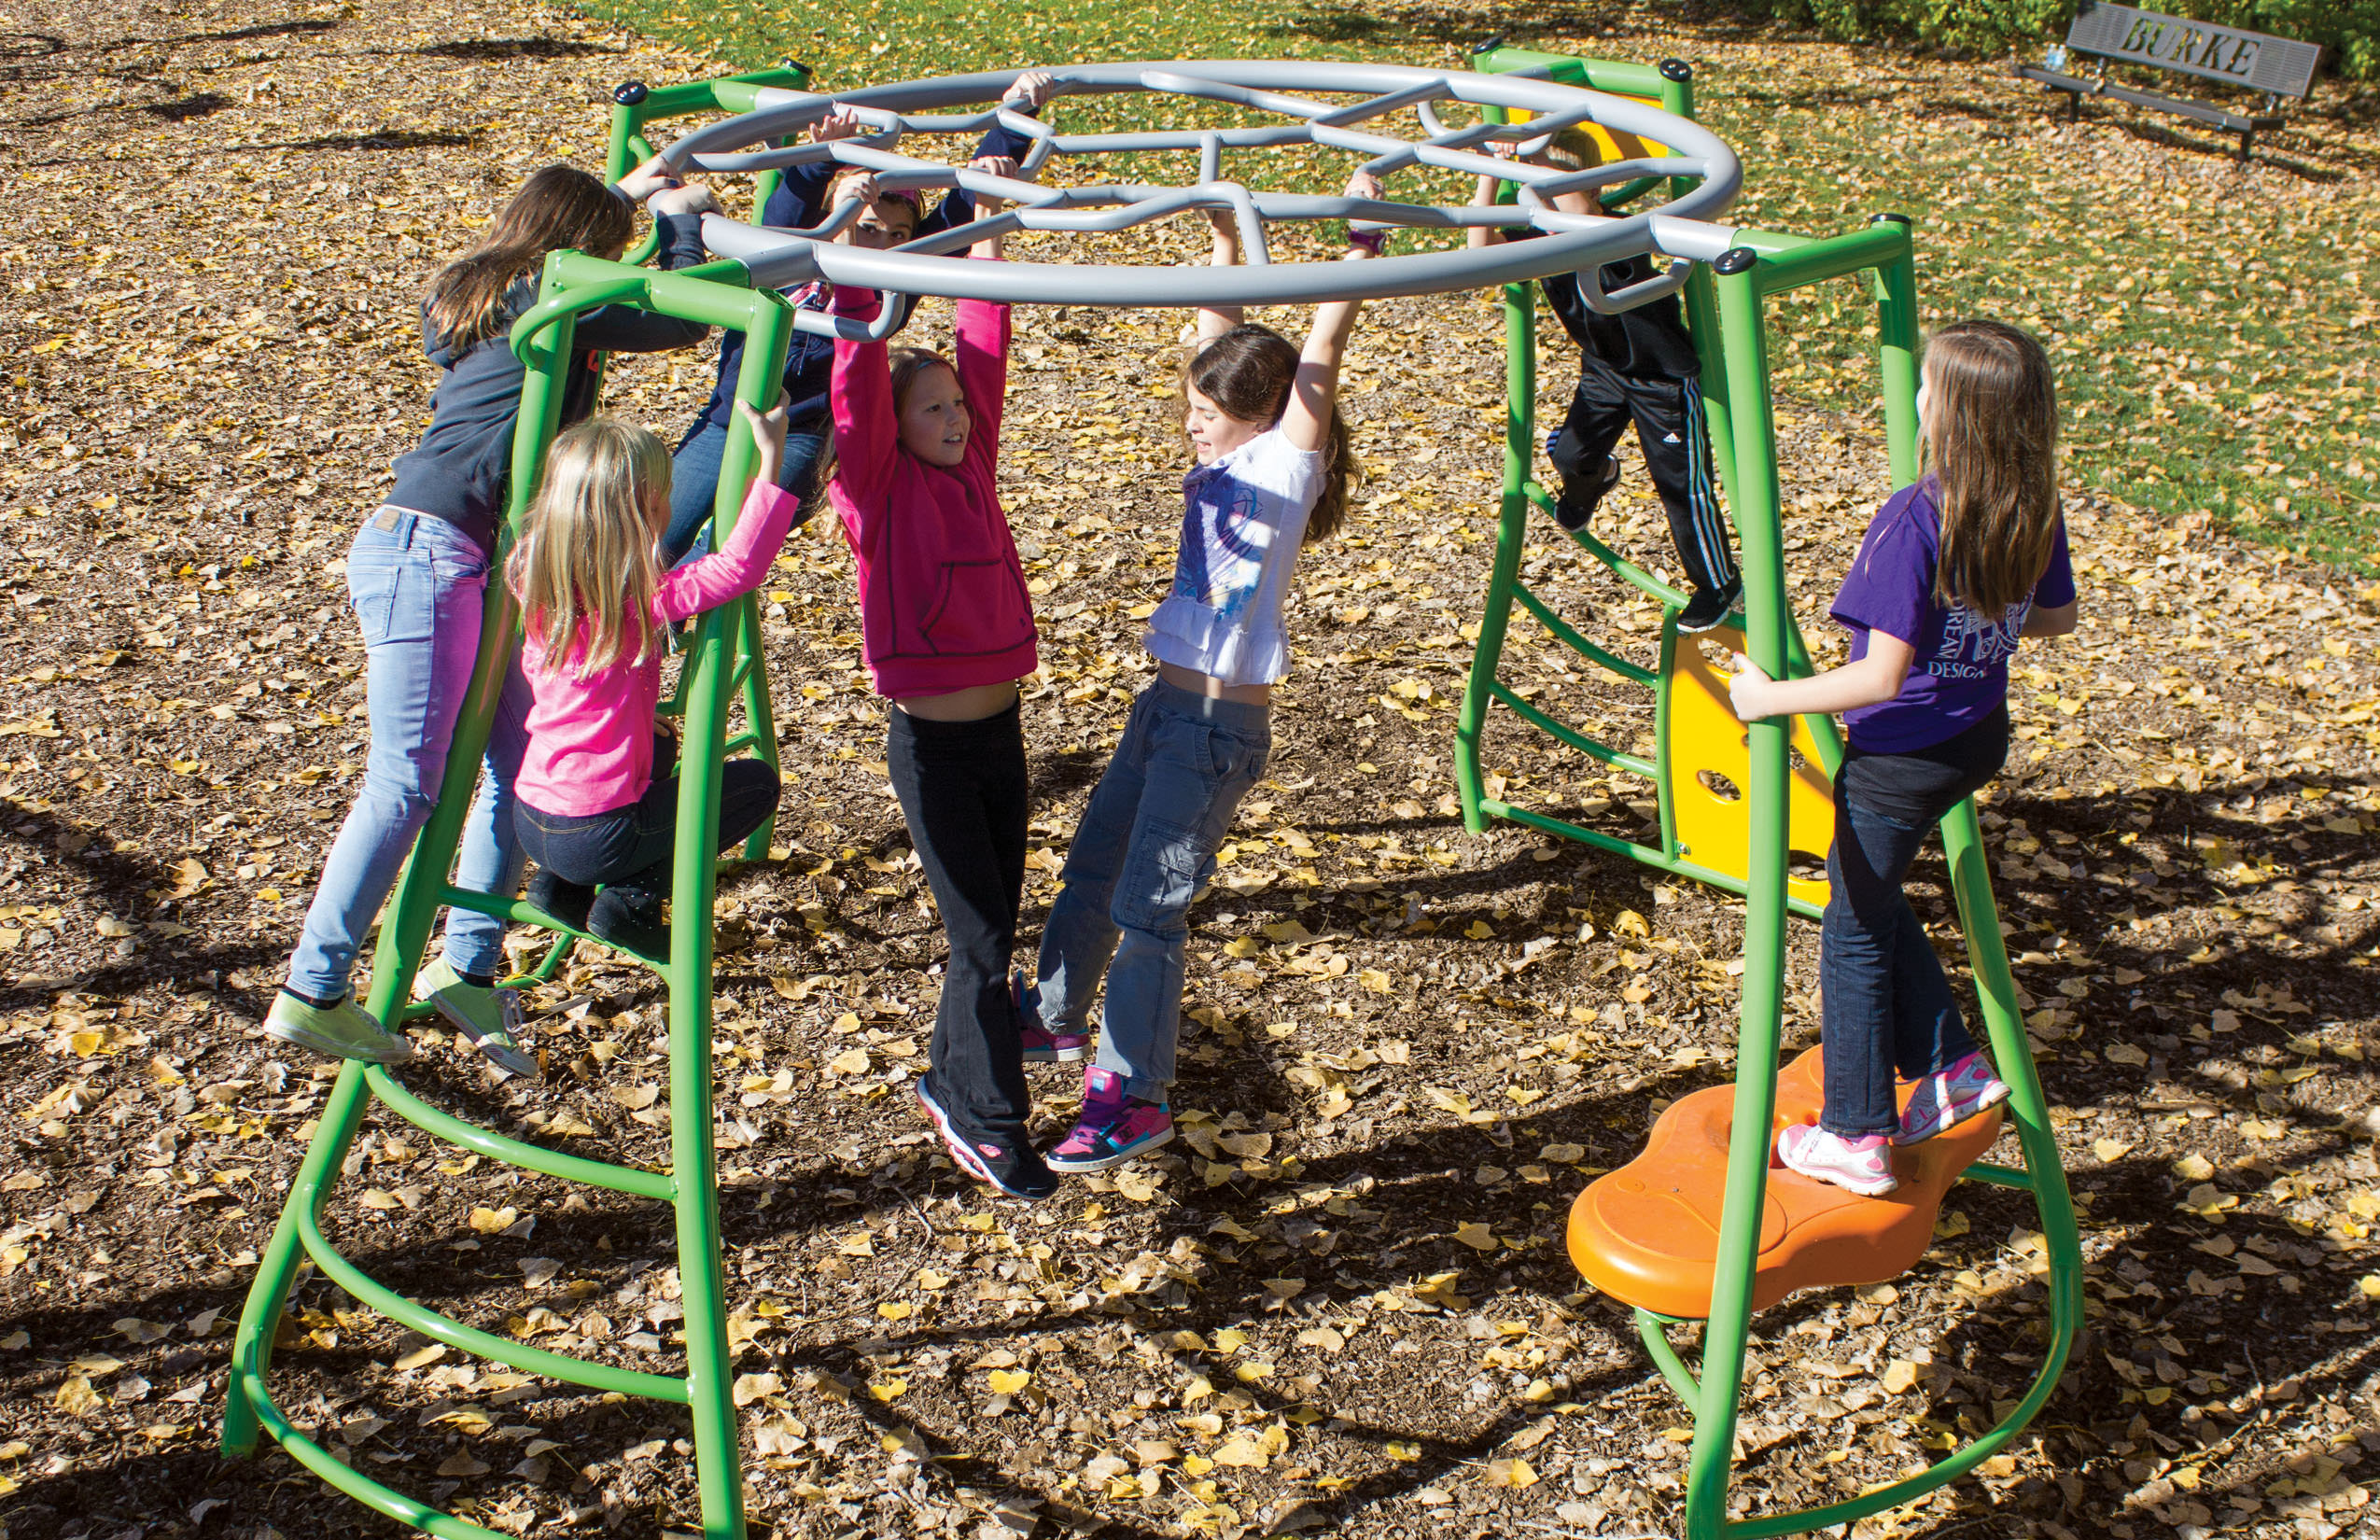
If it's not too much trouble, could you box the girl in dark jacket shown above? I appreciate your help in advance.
[266,159,716,1072]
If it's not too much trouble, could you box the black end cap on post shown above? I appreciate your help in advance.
[781,57,810,78]
[1659,58,1693,82]
[1870,211,1912,228]
[613,80,649,106]
[1712,246,1759,276]
[1472,33,1505,57]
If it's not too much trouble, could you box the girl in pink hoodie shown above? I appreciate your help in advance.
[827,162,1052,1200]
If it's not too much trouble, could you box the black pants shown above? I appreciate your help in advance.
[1548,359,1738,595]
[1820,707,2009,1136]
[516,735,781,902]
[887,702,1030,1139]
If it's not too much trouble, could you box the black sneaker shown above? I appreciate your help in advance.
[915,1076,1057,1201]
[1676,576,1743,635]
[1553,455,1622,531]
[587,886,669,962]
[526,868,595,932]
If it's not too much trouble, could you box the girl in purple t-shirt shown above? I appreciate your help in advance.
[1727,320,2078,1197]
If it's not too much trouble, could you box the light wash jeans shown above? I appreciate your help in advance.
[663,415,827,564]
[285,509,528,1002]
[1032,679,1270,1101]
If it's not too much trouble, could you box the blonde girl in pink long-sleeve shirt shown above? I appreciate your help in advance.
[507,400,799,960]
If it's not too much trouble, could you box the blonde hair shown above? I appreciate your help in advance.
[1922,319,2061,615]
[509,419,672,679]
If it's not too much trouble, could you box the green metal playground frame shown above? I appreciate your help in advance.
[217,49,2081,1540]
[1457,45,2083,1540]
[221,73,807,1540]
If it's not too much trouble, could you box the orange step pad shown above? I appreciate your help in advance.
[1567,1046,2001,1319]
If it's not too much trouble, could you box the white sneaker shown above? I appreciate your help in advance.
[1896,1052,2009,1145]
[1777,1123,1898,1197]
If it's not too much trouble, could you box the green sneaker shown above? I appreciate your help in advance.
[414,957,539,1079]
[262,989,413,1066]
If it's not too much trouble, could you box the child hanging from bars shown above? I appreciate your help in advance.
[824,161,1055,1198]
[1019,174,1379,1174]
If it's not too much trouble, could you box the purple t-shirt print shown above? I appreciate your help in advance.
[1831,477,2076,755]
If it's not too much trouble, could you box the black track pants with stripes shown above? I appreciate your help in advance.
[1547,360,1739,595]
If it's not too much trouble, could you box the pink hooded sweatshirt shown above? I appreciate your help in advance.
[827,268,1037,699]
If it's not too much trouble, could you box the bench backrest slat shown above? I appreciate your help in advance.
[2065,1,2323,98]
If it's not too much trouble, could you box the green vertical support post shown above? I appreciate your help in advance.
[607,93,643,183]
[670,605,745,1537]
[707,299,794,860]
[654,284,796,1540]
[1873,218,1922,487]
[1681,250,1790,1540]
[1681,265,1741,517]
[1453,270,1535,833]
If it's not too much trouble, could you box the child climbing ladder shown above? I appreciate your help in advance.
[1471,133,1741,632]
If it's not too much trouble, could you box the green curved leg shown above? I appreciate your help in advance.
[224,245,797,1540]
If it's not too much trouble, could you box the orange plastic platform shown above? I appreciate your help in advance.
[1567,1046,2001,1319]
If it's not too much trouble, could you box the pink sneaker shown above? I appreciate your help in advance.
[1895,1052,2010,1146]
[1011,971,1092,1064]
[1777,1124,1898,1197]
[1045,1067,1172,1173]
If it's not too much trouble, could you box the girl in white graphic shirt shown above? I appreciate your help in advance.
[1018,173,1379,1172]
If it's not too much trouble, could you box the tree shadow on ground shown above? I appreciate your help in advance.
[412,35,621,61]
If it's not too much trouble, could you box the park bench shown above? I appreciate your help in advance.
[2015,1,2323,160]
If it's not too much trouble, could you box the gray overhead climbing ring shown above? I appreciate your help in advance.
[661,61,1747,338]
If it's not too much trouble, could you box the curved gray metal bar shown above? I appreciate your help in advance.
[667,60,1742,320]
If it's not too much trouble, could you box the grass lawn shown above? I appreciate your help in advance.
[578,0,2380,570]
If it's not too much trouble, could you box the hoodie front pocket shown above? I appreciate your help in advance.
[917,560,1032,657]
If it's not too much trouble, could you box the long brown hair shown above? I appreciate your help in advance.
[425,166,634,348]
[819,345,956,493]
[1923,318,2061,615]
[509,419,671,679]
[1183,324,1360,541]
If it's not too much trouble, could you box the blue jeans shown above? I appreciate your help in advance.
[1032,679,1270,1101]
[1817,711,2007,1137]
[663,415,827,564]
[286,511,529,1001]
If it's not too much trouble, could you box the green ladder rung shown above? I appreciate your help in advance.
[1511,581,1658,686]
[1486,681,1657,777]
[364,1066,677,1200]
[722,731,764,757]
[435,889,674,965]
[1482,798,1826,921]
[1520,481,1692,609]
[232,1365,511,1540]
[295,1198,689,1402]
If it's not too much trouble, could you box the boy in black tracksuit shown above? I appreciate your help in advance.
[1472,141,1742,634]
